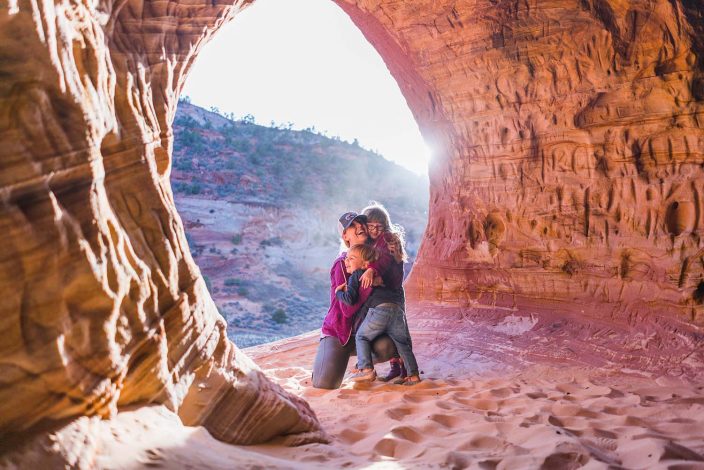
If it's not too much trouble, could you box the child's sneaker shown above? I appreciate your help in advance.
[393,374,421,386]
[349,368,377,382]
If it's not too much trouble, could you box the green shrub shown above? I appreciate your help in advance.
[237,286,249,297]
[224,278,240,287]
[271,308,287,324]
[260,237,283,247]
[187,182,202,195]
[231,234,243,245]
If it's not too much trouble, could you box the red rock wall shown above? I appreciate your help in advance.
[0,0,324,445]
[336,0,704,368]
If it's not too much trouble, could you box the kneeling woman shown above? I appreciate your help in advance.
[311,212,397,389]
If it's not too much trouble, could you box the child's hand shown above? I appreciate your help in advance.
[335,283,347,292]
[360,268,375,289]
[388,239,403,263]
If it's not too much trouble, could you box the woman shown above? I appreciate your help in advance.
[311,211,397,389]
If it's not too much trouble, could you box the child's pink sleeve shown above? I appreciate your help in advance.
[368,237,393,276]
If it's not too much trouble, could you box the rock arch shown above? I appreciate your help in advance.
[1,0,704,446]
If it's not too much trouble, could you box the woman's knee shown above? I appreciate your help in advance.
[312,337,349,389]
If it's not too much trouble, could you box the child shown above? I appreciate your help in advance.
[362,203,409,382]
[336,243,420,385]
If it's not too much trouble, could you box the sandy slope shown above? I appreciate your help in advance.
[3,330,704,469]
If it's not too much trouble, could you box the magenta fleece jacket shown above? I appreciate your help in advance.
[321,252,372,345]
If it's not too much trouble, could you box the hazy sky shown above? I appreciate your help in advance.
[181,0,431,175]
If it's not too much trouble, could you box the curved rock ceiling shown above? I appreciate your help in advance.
[1,0,703,447]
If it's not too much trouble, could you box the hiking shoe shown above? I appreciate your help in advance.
[393,374,420,385]
[349,368,377,383]
[401,375,421,386]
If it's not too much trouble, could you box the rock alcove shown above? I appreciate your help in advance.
[1,0,704,448]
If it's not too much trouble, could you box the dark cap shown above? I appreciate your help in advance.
[338,212,367,234]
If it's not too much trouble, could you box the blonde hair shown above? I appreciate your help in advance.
[361,201,408,263]
[349,243,378,263]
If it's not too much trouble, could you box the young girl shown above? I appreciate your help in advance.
[362,202,407,287]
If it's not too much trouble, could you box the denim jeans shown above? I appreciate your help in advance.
[312,335,398,389]
[356,303,418,375]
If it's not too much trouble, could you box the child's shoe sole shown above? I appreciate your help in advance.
[350,369,377,382]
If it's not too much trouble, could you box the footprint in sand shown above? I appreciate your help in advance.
[435,400,456,410]
[488,387,514,399]
[444,451,472,470]
[457,435,503,451]
[337,428,368,444]
[549,402,582,417]
[402,393,429,404]
[541,449,590,469]
[464,398,500,412]
[373,437,417,459]
[519,415,543,427]
[590,436,619,451]
[390,425,424,443]
[430,413,462,428]
[594,428,618,440]
[336,389,359,400]
[385,405,413,421]
[575,408,600,419]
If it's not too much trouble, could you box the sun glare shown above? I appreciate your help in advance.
[181,0,431,175]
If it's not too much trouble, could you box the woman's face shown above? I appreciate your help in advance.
[342,221,368,247]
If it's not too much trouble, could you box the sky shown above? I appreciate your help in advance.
[181,0,431,175]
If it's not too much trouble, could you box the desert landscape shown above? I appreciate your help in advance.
[2,0,704,468]
[170,102,428,347]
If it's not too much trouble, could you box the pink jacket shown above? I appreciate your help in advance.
[321,252,372,345]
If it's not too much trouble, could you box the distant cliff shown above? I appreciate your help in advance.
[172,101,429,346]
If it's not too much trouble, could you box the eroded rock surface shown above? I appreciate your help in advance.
[339,0,704,373]
[0,0,323,446]
[1,0,704,454]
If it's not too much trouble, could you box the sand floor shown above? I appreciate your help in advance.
[3,331,704,469]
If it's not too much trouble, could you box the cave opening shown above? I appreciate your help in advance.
[171,0,431,347]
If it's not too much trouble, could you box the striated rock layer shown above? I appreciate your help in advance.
[2,0,704,452]
[337,0,704,373]
[0,0,323,446]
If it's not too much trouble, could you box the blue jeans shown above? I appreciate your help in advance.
[356,303,418,375]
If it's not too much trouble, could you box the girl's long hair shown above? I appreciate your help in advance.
[361,201,408,263]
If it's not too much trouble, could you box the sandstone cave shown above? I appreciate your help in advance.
[1,0,704,467]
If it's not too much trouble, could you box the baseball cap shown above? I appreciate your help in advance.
[338,212,368,234]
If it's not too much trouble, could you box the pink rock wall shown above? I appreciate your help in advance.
[337,0,704,369]
[0,0,323,445]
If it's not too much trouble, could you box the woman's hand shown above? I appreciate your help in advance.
[335,283,347,293]
[360,268,376,289]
